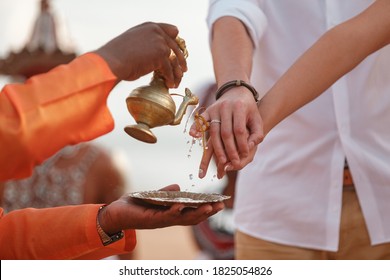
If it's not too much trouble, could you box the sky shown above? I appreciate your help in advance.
[0,0,225,192]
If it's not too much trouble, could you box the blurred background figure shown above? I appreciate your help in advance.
[190,82,236,260]
[0,143,127,212]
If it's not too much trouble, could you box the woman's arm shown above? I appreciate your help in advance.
[259,0,390,135]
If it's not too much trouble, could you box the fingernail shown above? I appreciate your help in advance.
[198,168,204,178]
[224,164,232,172]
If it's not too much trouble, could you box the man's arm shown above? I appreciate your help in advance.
[0,184,224,260]
[192,16,263,179]
[0,204,136,260]
[0,22,187,181]
[0,53,117,180]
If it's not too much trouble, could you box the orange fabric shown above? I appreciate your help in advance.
[0,204,136,259]
[0,52,137,259]
[0,53,117,180]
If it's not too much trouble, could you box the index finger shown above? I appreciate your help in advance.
[157,22,179,39]
[158,23,188,73]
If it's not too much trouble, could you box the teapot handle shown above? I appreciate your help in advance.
[172,36,188,59]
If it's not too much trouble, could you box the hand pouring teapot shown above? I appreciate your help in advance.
[124,37,199,143]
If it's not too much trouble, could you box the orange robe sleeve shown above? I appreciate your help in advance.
[0,205,136,260]
[0,53,118,180]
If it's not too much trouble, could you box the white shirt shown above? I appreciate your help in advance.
[207,0,390,251]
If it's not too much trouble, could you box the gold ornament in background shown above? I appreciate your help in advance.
[124,37,199,143]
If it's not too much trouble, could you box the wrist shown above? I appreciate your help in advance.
[215,80,259,102]
[93,49,122,82]
[257,98,273,137]
[96,205,124,246]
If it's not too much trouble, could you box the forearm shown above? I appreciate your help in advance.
[211,16,254,85]
[259,0,390,135]
[0,53,117,180]
[0,205,136,260]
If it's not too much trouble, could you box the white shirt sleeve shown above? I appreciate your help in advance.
[206,0,268,48]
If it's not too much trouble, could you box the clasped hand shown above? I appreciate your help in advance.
[189,88,264,179]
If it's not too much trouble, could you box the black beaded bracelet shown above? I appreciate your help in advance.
[215,80,259,102]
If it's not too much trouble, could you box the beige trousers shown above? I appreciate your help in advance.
[236,188,390,260]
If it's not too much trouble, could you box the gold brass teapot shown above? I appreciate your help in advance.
[124,37,199,143]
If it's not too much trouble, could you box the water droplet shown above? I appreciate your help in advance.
[189,174,194,180]
[183,103,199,132]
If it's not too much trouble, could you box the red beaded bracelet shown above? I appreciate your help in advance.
[215,80,259,102]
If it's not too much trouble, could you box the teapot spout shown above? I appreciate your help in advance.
[172,88,199,125]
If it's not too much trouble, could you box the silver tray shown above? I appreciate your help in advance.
[128,190,230,208]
